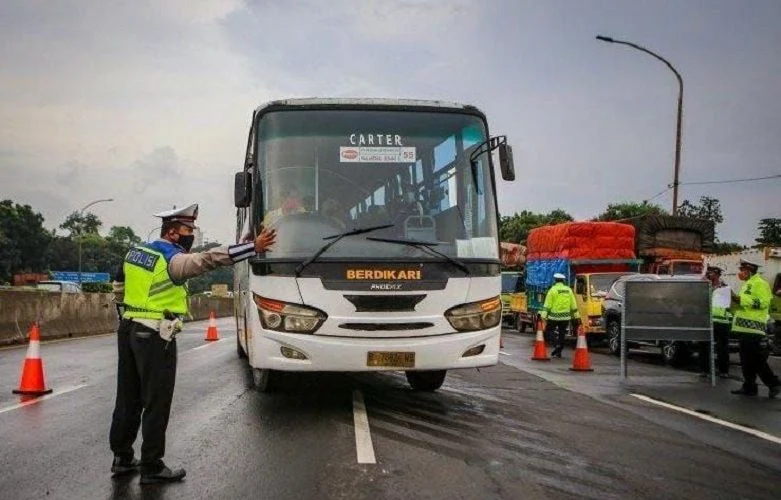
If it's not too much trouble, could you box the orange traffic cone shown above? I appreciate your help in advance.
[13,323,53,396]
[204,311,220,341]
[531,319,550,361]
[570,325,594,372]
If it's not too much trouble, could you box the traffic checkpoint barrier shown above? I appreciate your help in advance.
[13,322,53,396]
[570,324,594,372]
[531,319,550,361]
[204,311,220,341]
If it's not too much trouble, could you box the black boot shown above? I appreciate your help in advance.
[140,465,187,485]
[111,456,140,476]
[731,387,758,396]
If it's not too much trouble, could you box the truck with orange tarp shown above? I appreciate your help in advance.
[511,222,641,342]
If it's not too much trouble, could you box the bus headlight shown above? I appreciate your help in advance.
[445,296,502,332]
[253,294,327,334]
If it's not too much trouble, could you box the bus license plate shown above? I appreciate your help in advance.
[367,351,415,368]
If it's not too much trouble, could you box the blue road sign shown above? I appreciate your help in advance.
[51,271,111,283]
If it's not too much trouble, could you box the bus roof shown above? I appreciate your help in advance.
[253,98,485,117]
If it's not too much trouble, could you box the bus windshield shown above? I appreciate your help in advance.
[254,109,499,261]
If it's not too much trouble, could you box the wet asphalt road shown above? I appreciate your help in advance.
[1,320,780,500]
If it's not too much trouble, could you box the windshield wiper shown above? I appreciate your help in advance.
[365,236,471,275]
[294,224,394,277]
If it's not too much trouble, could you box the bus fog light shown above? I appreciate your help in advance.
[462,345,485,357]
[280,346,308,360]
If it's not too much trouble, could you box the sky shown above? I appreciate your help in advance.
[1,0,779,246]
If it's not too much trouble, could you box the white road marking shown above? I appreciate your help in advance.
[352,390,376,464]
[0,384,89,415]
[631,393,781,446]
[499,351,511,356]
[190,338,230,351]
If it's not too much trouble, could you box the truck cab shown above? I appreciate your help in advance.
[573,272,631,336]
[650,259,703,276]
[500,271,523,328]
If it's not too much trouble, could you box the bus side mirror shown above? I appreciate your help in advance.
[498,144,515,181]
[234,172,252,208]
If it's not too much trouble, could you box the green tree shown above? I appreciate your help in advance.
[60,211,103,236]
[712,241,746,255]
[498,209,573,244]
[755,218,781,247]
[594,201,667,221]
[0,200,52,281]
[677,196,723,224]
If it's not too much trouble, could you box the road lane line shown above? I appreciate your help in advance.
[190,338,230,351]
[499,351,511,356]
[631,393,781,446]
[352,390,376,464]
[0,384,89,415]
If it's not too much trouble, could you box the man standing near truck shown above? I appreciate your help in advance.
[541,273,580,358]
[730,259,780,398]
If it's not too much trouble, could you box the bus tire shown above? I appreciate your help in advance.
[406,370,447,392]
[252,368,279,393]
[236,318,248,359]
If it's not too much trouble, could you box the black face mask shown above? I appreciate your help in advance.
[177,234,195,252]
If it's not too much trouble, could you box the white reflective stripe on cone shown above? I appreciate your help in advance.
[26,340,41,359]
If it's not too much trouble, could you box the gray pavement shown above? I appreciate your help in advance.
[0,320,779,499]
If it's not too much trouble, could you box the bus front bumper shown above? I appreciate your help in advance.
[248,327,501,372]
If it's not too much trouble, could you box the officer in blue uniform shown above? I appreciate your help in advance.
[109,204,275,484]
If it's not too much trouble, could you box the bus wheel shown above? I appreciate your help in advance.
[406,370,447,392]
[252,368,278,392]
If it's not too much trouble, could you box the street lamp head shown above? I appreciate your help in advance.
[596,35,615,43]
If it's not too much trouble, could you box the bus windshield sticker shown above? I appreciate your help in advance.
[340,146,416,163]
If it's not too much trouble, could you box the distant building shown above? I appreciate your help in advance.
[193,227,204,248]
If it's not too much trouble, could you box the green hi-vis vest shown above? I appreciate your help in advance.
[541,282,580,321]
[122,245,188,320]
[732,274,772,336]
[712,285,732,325]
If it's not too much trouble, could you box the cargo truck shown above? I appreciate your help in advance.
[628,215,715,275]
[511,222,641,342]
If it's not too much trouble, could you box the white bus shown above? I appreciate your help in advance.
[233,98,515,392]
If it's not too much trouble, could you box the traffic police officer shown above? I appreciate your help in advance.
[730,258,779,398]
[541,273,580,358]
[699,266,732,378]
[109,204,276,484]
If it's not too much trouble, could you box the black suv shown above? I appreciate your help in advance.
[602,273,705,366]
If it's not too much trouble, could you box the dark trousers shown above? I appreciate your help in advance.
[110,319,177,473]
[545,320,569,355]
[738,335,779,392]
[699,322,731,374]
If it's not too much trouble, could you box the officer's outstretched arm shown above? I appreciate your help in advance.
[168,228,276,283]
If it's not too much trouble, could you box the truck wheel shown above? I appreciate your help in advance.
[607,319,621,357]
[406,370,447,392]
[661,342,690,367]
[252,368,279,393]
[516,314,527,333]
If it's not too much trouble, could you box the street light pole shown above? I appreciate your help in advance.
[596,35,684,214]
[77,198,114,286]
